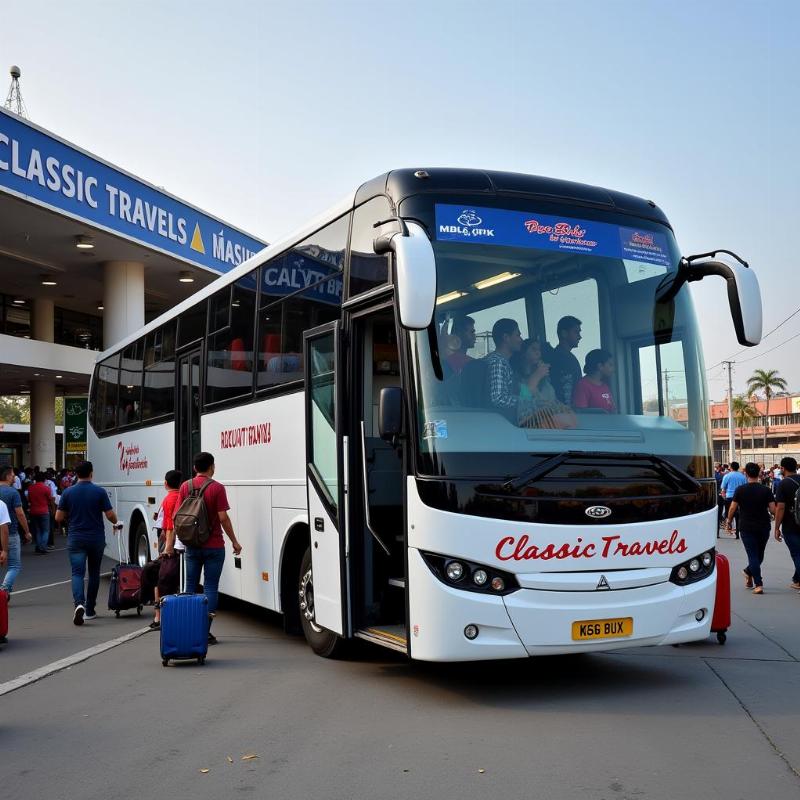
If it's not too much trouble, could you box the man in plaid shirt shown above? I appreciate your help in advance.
[485,318,524,417]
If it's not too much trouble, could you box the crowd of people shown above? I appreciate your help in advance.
[444,315,614,426]
[0,453,241,647]
[716,456,800,594]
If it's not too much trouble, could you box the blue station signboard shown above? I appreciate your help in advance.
[0,107,266,274]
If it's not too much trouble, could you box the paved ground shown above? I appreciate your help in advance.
[2,533,800,800]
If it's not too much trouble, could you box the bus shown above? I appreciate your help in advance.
[88,168,762,661]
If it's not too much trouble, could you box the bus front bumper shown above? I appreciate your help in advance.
[407,548,715,660]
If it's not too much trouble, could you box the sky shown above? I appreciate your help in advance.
[2,0,798,400]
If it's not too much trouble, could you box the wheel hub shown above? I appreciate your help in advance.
[299,568,322,633]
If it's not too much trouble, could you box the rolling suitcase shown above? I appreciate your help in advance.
[108,529,143,618]
[711,552,731,644]
[0,588,8,645]
[160,553,208,666]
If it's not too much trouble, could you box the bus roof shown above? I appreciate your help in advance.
[97,168,670,360]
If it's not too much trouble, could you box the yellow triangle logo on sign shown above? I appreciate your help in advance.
[190,222,205,254]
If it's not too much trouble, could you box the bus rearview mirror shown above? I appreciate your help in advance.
[386,221,437,330]
[379,387,403,443]
[658,250,762,347]
[692,253,762,346]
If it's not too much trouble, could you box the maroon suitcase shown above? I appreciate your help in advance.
[107,530,143,617]
[711,552,730,644]
[0,588,8,643]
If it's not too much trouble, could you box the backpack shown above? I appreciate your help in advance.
[787,477,800,527]
[173,479,214,548]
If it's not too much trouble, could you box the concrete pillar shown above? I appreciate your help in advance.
[33,297,55,343]
[103,261,145,348]
[30,380,56,470]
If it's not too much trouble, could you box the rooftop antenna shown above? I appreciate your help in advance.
[4,65,29,118]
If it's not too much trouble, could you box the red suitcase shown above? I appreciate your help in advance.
[711,552,730,644]
[0,588,8,644]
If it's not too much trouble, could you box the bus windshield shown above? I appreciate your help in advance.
[409,202,711,481]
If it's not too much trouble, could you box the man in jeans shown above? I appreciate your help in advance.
[28,472,55,554]
[179,452,242,645]
[55,460,122,625]
[0,465,32,597]
[774,456,800,590]
[721,461,747,538]
[727,462,775,594]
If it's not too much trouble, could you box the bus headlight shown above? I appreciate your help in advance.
[670,549,715,586]
[421,552,519,596]
[472,569,488,586]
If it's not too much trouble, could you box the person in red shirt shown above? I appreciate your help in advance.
[179,452,242,645]
[573,349,617,413]
[28,472,56,554]
[445,315,477,374]
[146,469,184,630]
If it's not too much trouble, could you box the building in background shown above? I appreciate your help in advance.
[0,106,266,467]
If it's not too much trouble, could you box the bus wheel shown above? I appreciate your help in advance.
[298,548,345,658]
[132,521,150,567]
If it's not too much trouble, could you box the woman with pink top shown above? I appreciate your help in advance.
[573,349,616,413]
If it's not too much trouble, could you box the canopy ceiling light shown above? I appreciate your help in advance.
[75,234,95,250]
[40,275,57,286]
[179,271,195,283]
[473,272,521,290]
[12,298,25,305]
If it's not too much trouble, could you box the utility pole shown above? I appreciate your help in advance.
[662,369,670,417]
[723,360,735,462]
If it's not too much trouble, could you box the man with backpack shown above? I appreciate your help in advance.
[774,456,800,590]
[175,452,242,645]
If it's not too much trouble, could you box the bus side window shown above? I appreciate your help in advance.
[205,270,258,406]
[256,215,347,392]
[143,321,176,421]
[348,196,392,298]
[117,340,143,427]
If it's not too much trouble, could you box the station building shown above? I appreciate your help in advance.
[0,106,265,468]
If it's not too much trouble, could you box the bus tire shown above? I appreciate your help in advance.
[131,519,150,568]
[298,547,346,658]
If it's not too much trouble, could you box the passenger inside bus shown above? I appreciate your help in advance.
[573,349,617,413]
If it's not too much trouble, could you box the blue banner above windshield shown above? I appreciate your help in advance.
[435,204,672,267]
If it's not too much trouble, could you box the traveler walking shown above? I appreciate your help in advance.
[55,460,123,625]
[0,465,32,596]
[148,469,184,630]
[773,456,800,590]
[721,461,746,538]
[714,463,725,530]
[727,462,775,594]
[28,472,55,554]
[177,452,242,645]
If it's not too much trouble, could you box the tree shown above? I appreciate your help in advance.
[0,396,30,424]
[732,395,757,457]
[746,369,788,449]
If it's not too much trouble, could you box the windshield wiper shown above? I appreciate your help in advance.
[502,451,701,494]
[502,451,576,492]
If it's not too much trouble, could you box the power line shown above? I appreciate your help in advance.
[706,303,800,371]
[736,329,800,363]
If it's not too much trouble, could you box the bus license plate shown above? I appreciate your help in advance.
[572,617,633,641]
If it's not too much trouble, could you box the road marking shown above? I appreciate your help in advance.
[13,571,113,595]
[0,625,151,698]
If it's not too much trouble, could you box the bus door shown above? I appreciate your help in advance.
[303,322,348,635]
[176,347,202,479]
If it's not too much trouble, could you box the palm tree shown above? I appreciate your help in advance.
[732,395,757,457]
[746,369,788,449]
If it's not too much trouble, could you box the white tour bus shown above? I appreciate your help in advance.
[88,169,762,661]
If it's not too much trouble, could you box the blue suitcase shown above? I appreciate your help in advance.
[160,554,208,666]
